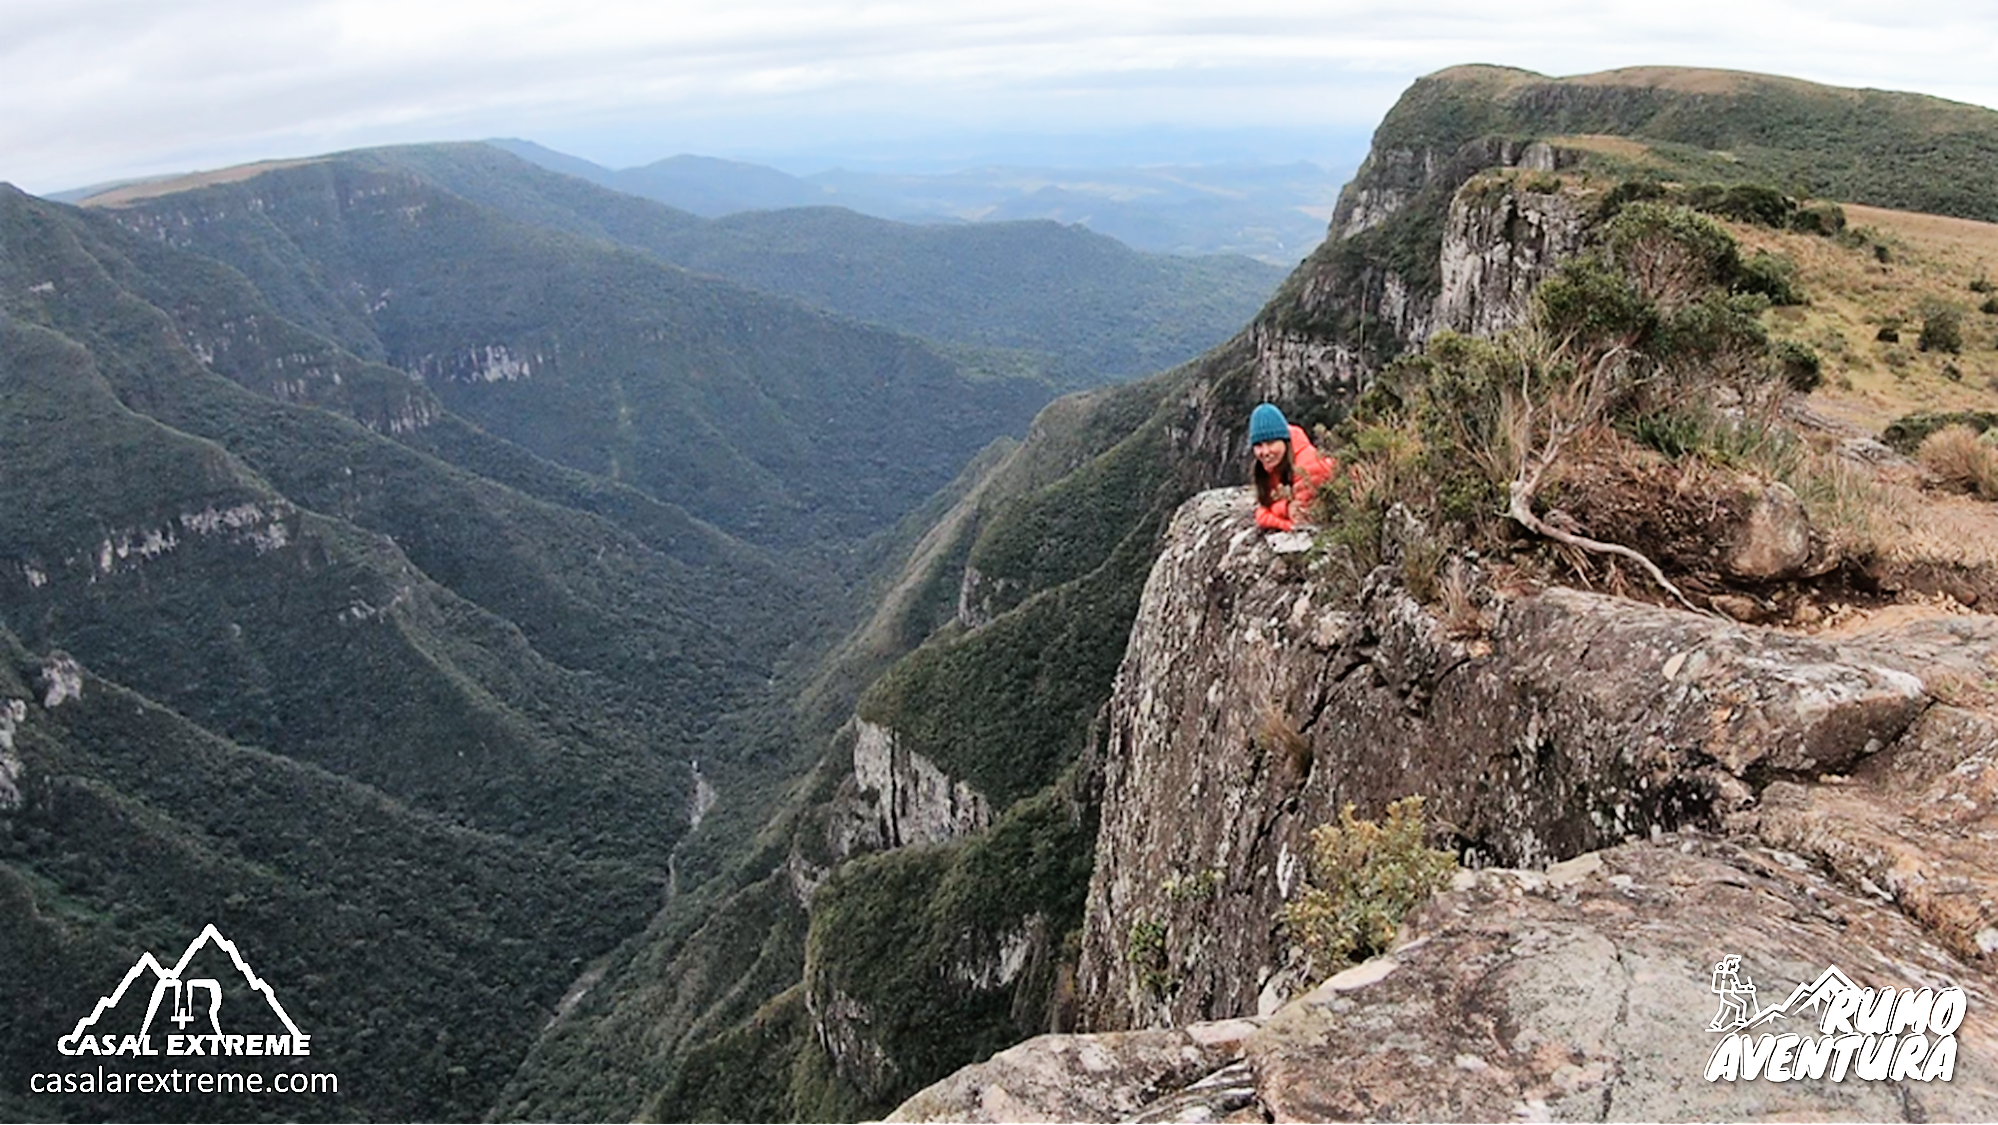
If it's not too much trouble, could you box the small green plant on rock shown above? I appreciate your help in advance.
[1125,917,1174,999]
[1160,868,1224,903]
[1280,797,1457,975]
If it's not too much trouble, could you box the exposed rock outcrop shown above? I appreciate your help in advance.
[1225,163,1585,486]
[1073,488,1954,1032]
[0,697,25,810]
[825,718,993,859]
[1434,180,1588,339]
[885,1022,1256,1124]
[895,835,1998,1121]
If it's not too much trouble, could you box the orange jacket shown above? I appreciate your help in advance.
[1255,424,1336,532]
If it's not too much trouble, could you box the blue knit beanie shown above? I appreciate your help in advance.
[1247,403,1290,446]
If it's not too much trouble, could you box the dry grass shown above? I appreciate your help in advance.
[1436,558,1486,639]
[1257,704,1313,783]
[1778,430,1998,569]
[1728,203,1998,430]
[1786,448,1904,558]
[1868,480,1998,568]
[81,159,326,208]
[1918,425,1998,499]
[1543,134,1659,163]
[1559,66,1773,96]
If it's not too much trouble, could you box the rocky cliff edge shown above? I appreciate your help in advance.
[888,485,1998,1121]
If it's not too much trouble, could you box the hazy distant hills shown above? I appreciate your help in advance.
[488,138,1338,262]
[84,157,1054,552]
[354,143,1289,388]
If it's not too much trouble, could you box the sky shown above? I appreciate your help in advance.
[5,0,1998,195]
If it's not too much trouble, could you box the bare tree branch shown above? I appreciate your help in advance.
[1504,344,1718,618]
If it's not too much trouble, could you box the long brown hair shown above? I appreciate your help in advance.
[1253,442,1295,509]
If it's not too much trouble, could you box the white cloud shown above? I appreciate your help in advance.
[3,0,1997,191]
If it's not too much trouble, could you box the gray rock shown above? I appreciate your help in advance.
[890,837,1998,1122]
[1723,481,1813,581]
[883,1028,1233,1123]
[1251,838,1998,1121]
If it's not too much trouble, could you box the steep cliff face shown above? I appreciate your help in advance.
[825,719,995,858]
[1073,489,1994,1032]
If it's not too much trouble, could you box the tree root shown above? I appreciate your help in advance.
[1508,481,1713,617]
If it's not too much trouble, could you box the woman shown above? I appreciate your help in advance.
[1248,402,1334,532]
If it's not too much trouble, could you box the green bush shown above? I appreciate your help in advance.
[1790,202,1847,236]
[1606,203,1742,309]
[1595,176,1668,221]
[1772,339,1824,393]
[1536,258,1657,350]
[1880,410,1998,454]
[1737,251,1806,306]
[1279,797,1456,973]
[1686,182,1796,227]
[1919,300,1966,354]
[1981,296,1998,315]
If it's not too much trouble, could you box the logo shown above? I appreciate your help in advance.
[58,924,309,1059]
[1704,954,1964,1083]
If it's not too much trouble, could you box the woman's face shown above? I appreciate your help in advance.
[1253,439,1287,472]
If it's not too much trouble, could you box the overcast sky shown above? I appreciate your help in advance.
[5,1,1998,194]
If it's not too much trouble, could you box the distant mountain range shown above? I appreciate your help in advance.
[485,139,1343,262]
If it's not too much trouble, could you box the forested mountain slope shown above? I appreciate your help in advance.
[0,149,1056,1117]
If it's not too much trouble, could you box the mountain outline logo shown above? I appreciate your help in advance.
[57,924,309,1057]
[1703,953,1964,1084]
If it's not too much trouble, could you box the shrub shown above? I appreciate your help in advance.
[1981,296,1998,316]
[1536,258,1657,353]
[1876,325,1901,343]
[1918,425,1998,499]
[1687,182,1795,227]
[1737,251,1806,306]
[1595,177,1667,221]
[1655,289,1773,396]
[1125,917,1172,999]
[1772,339,1824,393]
[1971,277,1995,294]
[1919,301,1966,354]
[1280,797,1456,973]
[1606,203,1741,309]
[1790,202,1847,236]
[1882,410,1998,453]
